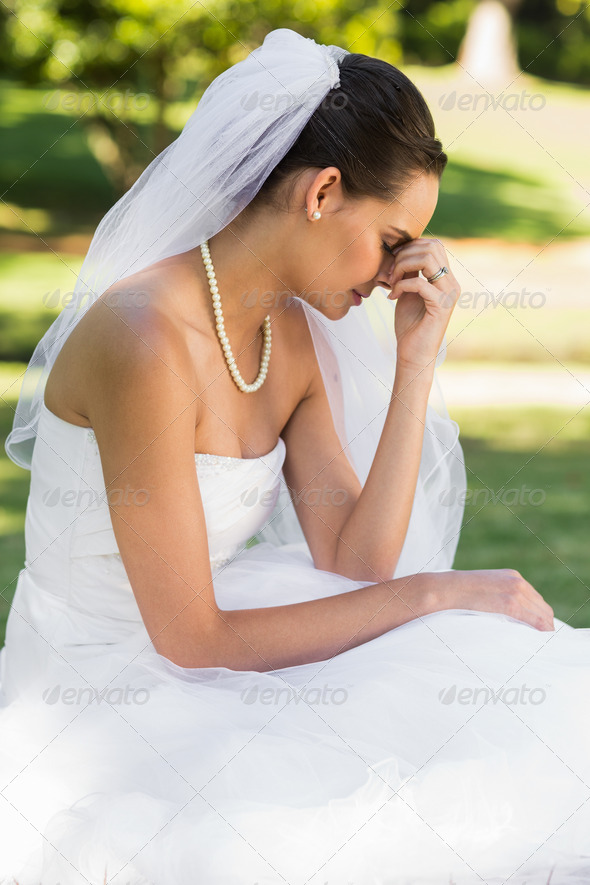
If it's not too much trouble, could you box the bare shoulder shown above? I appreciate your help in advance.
[44,260,207,425]
[47,264,225,664]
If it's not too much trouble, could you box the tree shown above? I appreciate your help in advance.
[1,0,405,194]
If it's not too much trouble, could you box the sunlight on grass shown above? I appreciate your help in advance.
[445,304,590,363]
[452,405,590,627]
[0,252,83,312]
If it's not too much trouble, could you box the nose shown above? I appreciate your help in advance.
[375,258,395,291]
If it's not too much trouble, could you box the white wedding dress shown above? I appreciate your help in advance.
[2,400,590,885]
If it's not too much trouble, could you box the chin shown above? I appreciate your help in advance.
[299,292,353,320]
[330,304,352,320]
[309,302,352,321]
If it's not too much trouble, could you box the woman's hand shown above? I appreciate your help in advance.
[429,568,555,632]
[387,237,461,373]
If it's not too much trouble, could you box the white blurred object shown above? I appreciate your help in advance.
[457,0,522,88]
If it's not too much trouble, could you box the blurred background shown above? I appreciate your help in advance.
[1,0,589,641]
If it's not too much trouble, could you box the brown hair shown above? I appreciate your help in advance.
[253,51,447,212]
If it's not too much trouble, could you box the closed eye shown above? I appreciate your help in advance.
[382,236,412,255]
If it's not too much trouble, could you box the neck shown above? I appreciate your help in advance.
[196,215,294,352]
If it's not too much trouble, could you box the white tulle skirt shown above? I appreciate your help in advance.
[2,540,590,885]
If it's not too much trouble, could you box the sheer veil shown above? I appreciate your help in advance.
[5,27,466,579]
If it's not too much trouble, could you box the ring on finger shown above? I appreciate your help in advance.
[427,266,449,284]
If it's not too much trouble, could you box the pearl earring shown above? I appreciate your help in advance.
[311,211,321,220]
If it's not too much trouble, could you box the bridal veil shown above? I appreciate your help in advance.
[5,27,466,579]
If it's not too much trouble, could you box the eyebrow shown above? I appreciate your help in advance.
[388,226,413,241]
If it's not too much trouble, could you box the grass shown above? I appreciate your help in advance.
[406,64,590,243]
[0,251,83,361]
[451,403,590,627]
[0,79,115,232]
[445,303,590,364]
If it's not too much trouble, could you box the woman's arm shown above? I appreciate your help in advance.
[281,355,434,583]
[82,303,437,671]
[214,567,555,671]
[283,238,461,582]
[84,296,552,675]
[332,363,434,581]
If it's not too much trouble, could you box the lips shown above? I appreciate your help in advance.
[353,289,370,299]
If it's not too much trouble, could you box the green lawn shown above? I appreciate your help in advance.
[1,366,588,645]
[0,252,83,361]
[451,404,590,628]
[406,64,590,243]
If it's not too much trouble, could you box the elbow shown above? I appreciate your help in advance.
[330,545,399,583]
[150,612,268,672]
[152,642,216,670]
[151,620,226,670]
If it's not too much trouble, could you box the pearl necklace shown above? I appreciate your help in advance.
[200,240,271,393]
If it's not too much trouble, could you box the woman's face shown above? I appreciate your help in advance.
[292,167,440,319]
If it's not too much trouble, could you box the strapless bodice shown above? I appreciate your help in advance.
[21,403,286,629]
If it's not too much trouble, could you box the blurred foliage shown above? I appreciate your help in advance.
[1,0,589,193]
[0,0,411,191]
[517,0,590,86]
[2,0,589,91]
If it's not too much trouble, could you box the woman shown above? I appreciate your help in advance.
[1,27,589,885]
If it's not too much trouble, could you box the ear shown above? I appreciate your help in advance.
[307,166,344,212]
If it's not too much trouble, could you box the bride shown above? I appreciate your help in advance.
[2,26,590,885]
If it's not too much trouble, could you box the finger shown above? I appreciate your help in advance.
[390,238,448,265]
[387,275,458,309]
[389,253,451,289]
[521,578,554,618]
[392,236,446,253]
[389,250,438,279]
[521,602,554,631]
[518,589,554,630]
